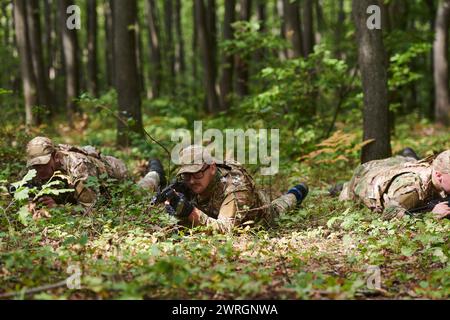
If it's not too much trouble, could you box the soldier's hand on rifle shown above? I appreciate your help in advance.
[38,196,57,209]
[164,192,194,218]
[431,202,450,219]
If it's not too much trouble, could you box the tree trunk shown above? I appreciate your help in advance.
[302,0,315,56]
[59,0,80,124]
[219,0,236,110]
[43,0,56,108]
[13,0,38,126]
[195,0,220,113]
[105,0,115,88]
[434,0,450,126]
[206,0,217,75]
[146,0,162,98]
[26,0,51,122]
[283,0,303,58]
[175,0,186,76]
[276,0,287,60]
[256,0,266,32]
[234,0,252,97]
[334,0,345,59]
[86,0,98,97]
[114,0,143,147]
[193,1,198,88]
[426,0,436,120]
[353,0,392,163]
[164,0,175,93]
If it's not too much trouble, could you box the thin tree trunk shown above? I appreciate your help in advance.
[276,0,287,60]
[87,0,98,97]
[1,2,10,48]
[114,0,143,147]
[434,0,450,126]
[26,0,51,121]
[195,0,220,113]
[207,0,217,75]
[136,17,145,94]
[14,0,38,126]
[59,0,80,125]
[175,0,186,75]
[426,0,436,120]
[105,0,115,88]
[283,0,303,58]
[146,0,162,98]
[193,2,198,87]
[353,0,392,163]
[164,0,175,93]
[334,0,345,59]
[234,0,252,97]
[219,0,236,110]
[302,0,315,56]
[43,0,56,108]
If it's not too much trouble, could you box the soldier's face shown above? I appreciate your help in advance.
[440,172,450,194]
[33,156,56,181]
[435,171,450,194]
[185,164,217,195]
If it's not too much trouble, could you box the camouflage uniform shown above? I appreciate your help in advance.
[26,137,128,208]
[176,146,298,233]
[339,154,448,219]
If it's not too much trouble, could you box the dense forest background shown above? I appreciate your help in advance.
[0,0,449,300]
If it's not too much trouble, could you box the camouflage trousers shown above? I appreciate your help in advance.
[258,191,298,225]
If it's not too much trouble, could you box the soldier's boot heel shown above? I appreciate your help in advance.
[287,183,309,206]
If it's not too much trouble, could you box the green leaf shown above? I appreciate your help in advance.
[400,246,416,257]
[14,188,30,201]
[11,169,37,189]
[17,205,30,226]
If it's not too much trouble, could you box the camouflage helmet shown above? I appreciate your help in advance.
[176,145,216,176]
[26,136,55,167]
[432,150,450,174]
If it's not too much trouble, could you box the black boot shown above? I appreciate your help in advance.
[148,159,167,187]
[399,147,420,160]
[287,183,309,206]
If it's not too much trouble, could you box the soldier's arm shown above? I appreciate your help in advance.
[382,175,423,219]
[190,191,251,233]
[73,180,97,208]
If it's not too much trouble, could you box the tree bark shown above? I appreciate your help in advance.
[334,0,345,59]
[283,0,303,58]
[174,0,186,76]
[219,0,236,110]
[302,0,315,56]
[426,0,436,120]
[26,0,51,121]
[433,0,450,126]
[59,0,80,124]
[13,0,38,126]
[195,0,220,113]
[105,0,115,88]
[206,0,217,74]
[353,0,392,163]
[113,0,143,147]
[164,0,175,93]
[234,0,252,97]
[146,0,162,98]
[86,0,98,97]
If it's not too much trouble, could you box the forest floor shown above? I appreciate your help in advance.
[0,117,449,300]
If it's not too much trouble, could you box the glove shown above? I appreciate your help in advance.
[287,183,309,205]
[166,192,195,218]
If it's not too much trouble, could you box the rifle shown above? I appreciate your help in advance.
[150,180,193,208]
[407,196,450,215]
